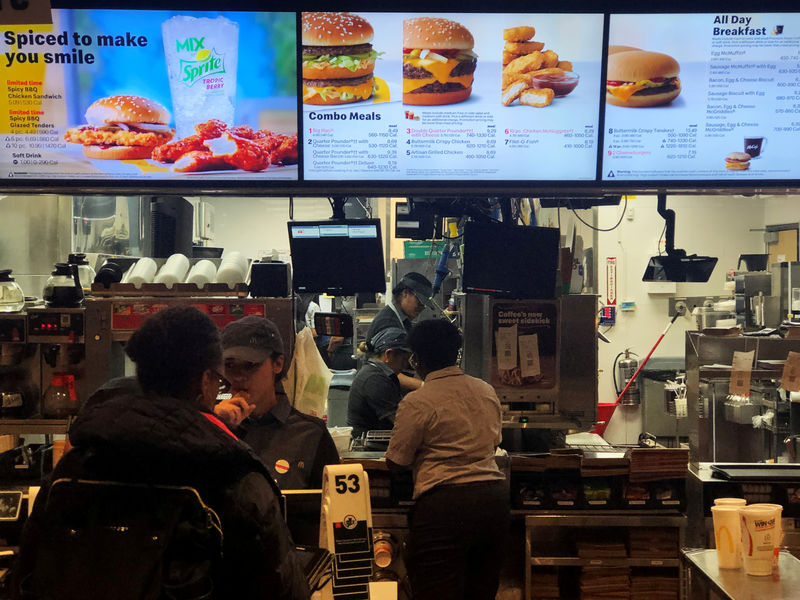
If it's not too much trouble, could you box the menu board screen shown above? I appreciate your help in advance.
[301,12,604,182]
[602,13,800,182]
[1,9,298,181]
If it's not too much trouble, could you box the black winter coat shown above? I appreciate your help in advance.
[17,391,310,600]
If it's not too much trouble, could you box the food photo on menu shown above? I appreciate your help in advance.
[602,13,797,182]
[1,10,298,180]
[301,12,604,182]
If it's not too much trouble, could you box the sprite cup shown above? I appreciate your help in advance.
[161,15,239,139]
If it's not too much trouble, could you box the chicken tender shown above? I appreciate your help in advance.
[172,151,235,173]
[502,50,515,66]
[501,81,529,106]
[503,26,536,41]
[519,88,554,108]
[502,70,533,90]
[505,41,545,54]
[541,50,560,68]
[557,61,573,72]
[502,52,543,85]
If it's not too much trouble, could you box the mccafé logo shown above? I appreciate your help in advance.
[754,517,775,531]
[176,36,226,87]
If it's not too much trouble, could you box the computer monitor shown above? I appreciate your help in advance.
[288,220,386,296]
[462,221,560,299]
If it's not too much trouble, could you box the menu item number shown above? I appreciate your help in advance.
[605,48,682,107]
[500,26,579,108]
[402,16,477,106]
[63,95,175,160]
[301,12,378,106]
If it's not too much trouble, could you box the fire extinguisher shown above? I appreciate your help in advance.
[615,349,640,405]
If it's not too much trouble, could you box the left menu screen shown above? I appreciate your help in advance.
[1,9,298,181]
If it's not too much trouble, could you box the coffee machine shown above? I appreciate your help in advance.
[0,313,38,419]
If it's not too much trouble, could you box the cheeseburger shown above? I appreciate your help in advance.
[63,95,174,160]
[403,17,477,106]
[606,50,681,108]
[302,12,377,105]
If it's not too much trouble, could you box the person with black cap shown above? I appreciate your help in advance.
[215,316,340,490]
[347,327,412,439]
[365,272,435,392]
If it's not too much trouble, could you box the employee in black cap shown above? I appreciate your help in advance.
[365,272,434,392]
[347,327,412,439]
[215,316,340,490]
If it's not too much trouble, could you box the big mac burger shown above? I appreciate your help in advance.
[606,50,681,107]
[63,95,174,159]
[403,17,477,106]
[302,12,378,105]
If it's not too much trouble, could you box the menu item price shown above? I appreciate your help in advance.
[301,12,378,106]
[500,26,578,108]
[63,95,175,160]
[606,50,681,107]
[403,17,477,106]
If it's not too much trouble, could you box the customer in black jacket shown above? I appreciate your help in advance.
[17,306,309,600]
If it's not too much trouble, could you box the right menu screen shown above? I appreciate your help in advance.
[602,13,800,182]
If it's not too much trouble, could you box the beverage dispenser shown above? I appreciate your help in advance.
[0,313,37,419]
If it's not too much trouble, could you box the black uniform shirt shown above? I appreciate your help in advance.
[347,359,403,439]
[236,395,340,490]
[365,302,411,350]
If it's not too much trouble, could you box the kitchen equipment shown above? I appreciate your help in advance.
[42,373,79,418]
[93,261,124,289]
[0,271,24,313]
[42,264,83,308]
[67,253,96,292]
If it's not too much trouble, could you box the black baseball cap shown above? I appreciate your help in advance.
[221,316,284,363]
[401,272,435,310]
[371,327,412,354]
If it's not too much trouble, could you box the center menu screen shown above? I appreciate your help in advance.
[300,12,604,182]
[1,9,298,181]
[602,13,800,182]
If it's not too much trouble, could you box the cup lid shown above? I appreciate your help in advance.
[0,269,14,282]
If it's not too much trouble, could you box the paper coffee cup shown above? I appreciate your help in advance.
[711,505,742,569]
[747,503,784,568]
[739,504,782,576]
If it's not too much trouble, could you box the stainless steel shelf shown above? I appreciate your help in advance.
[532,557,679,567]
[0,419,70,435]
[525,514,687,527]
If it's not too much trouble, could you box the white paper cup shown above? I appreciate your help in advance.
[154,254,190,288]
[126,257,157,288]
[714,498,747,507]
[186,260,217,288]
[747,503,784,569]
[740,504,782,576]
[711,506,742,569]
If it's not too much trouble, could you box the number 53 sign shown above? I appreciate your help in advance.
[1,0,52,25]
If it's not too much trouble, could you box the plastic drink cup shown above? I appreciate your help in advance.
[711,506,742,569]
[161,15,239,139]
[739,504,782,575]
[714,498,747,507]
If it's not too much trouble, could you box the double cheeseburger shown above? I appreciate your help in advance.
[725,152,751,170]
[606,50,681,108]
[63,95,174,159]
[403,17,477,106]
[302,12,378,105]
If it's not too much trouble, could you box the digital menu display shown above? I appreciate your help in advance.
[1,9,298,181]
[300,12,604,182]
[602,13,800,182]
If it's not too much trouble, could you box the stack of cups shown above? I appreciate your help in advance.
[154,254,190,289]
[186,260,217,289]
[215,251,248,289]
[711,497,783,576]
[126,257,157,289]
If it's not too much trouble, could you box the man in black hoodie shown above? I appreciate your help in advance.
[16,306,309,600]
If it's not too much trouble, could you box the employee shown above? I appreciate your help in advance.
[215,316,340,490]
[347,327,411,439]
[385,319,510,600]
[365,272,434,391]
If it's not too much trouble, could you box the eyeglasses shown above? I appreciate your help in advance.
[211,370,232,396]
[223,359,264,381]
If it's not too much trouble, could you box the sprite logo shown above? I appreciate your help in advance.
[176,37,226,87]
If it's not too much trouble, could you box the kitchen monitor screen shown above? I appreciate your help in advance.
[461,221,559,299]
[288,219,386,295]
[602,13,800,182]
[1,9,297,181]
[300,12,604,182]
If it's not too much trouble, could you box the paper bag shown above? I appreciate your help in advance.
[284,327,332,420]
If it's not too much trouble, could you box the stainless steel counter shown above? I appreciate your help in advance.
[682,549,800,599]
